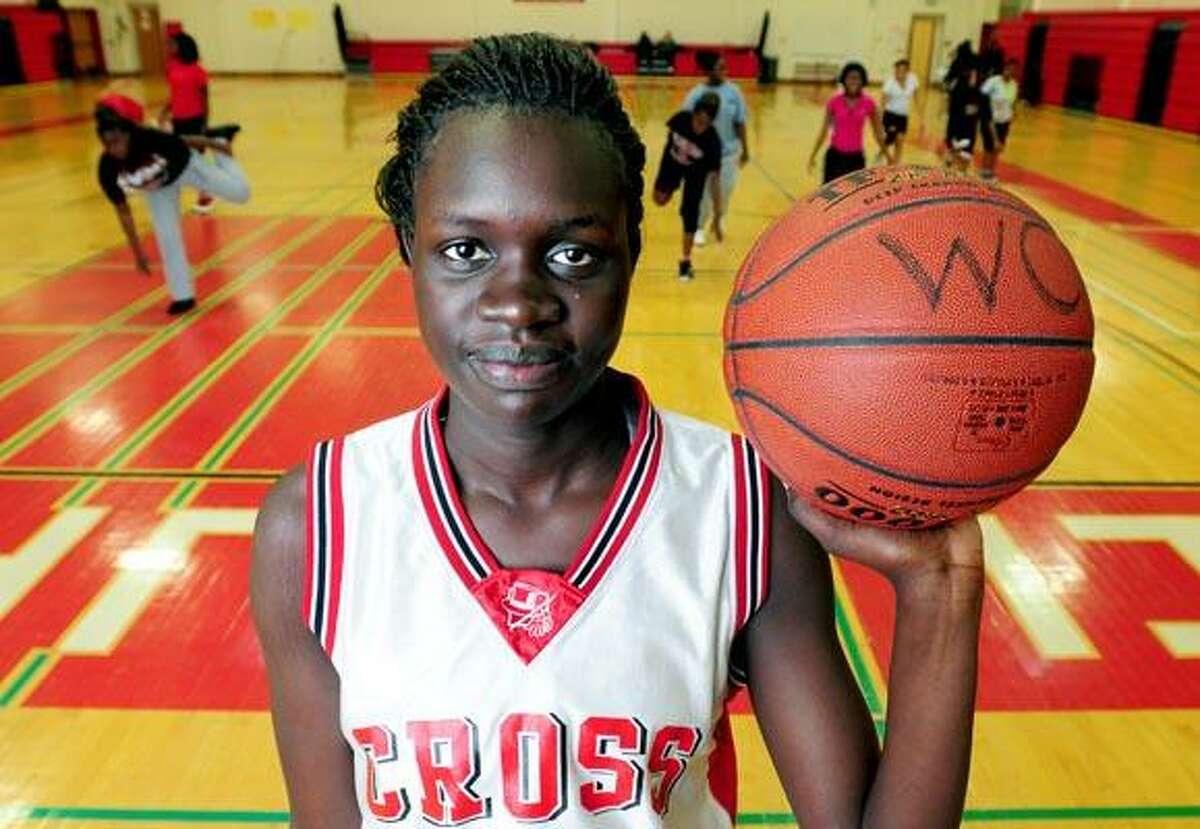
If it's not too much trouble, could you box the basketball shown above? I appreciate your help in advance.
[723,166,1095,529]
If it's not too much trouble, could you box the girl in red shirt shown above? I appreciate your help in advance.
[161,33,215,212]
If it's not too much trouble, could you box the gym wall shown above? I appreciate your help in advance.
[67,0,1000,79]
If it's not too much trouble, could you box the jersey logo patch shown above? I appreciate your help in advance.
[474,571,584,663]
[503,581,557,638]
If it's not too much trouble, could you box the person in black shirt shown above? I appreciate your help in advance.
[95,95,249,314]
[943,65,988,173]
[652,93,722,280]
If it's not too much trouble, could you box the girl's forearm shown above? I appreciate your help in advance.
[862,569,984,829]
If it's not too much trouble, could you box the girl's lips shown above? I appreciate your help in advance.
[468,356,568,390]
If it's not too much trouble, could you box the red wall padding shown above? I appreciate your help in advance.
[0,4,65,83]
[992,10,1200,132]
[1164,22,1200,133]
[359,40,757,79]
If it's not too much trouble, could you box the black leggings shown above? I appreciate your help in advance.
[823,148,866,184]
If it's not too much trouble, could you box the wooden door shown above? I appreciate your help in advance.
[907,14,941,87]
[130,3,164,76]
[66,9,102,75]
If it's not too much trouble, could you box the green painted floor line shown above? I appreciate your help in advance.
[98,223,381,472]
[5,804,1198,824]
[167,256,395,509]
[833,592,883,717]
[0,218,334,469]
[56,219,337,510]
[0,217,286,403]
[0,650,48,706]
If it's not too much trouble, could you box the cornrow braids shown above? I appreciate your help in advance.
[376,33,647,263]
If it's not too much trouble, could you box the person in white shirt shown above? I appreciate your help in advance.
[878,58,918,164]
[980,59,1019,179]
[682,50,749,246]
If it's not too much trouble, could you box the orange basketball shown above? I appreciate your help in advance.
[723,166,1095,529]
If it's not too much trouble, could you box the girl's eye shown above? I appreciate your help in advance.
[440,240,492,263]
[547,245,596,269]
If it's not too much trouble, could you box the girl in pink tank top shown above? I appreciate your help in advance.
[807,62,888,184]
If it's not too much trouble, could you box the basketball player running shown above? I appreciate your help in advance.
[878,58,918,165]
[652,93,723,280]
[944,64,987,173]
[980,60,1019,180]
[252,34,983,829]
[682,51,750,246]
[96,97,248,314]
[808,62,888,184]
[160,32,215,213]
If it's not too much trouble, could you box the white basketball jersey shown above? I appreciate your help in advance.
[303,377,772,827]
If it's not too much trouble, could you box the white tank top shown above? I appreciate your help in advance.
[303,377,772,827]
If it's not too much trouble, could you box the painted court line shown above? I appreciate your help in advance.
[0,217,288,403]
[165,255,399,509]
[89,225,381,476]
[0,220,335,467]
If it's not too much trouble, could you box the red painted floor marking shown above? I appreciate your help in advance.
[120,266,248,327]
[0,333,76,381]
[913,134,1200,267]
[128,335,309,469]
[0,112,91,139]
[1117,228,1200,267]
[8,269,315,468]
[0,333,147,446]
[280,268,370,327]
[191,481,272,507]
[347,268,418,328]
[88,214,267,268]
[840,488,1200,710]
[29,531,269,710]
[0,269,159,326]
[280,215,373,266]
[0,478,74,549]
[0,485,170,681]
[348,222,399,267]
[224,336,440,470]
[217,216,318,268]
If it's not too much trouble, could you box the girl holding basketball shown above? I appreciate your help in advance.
[252,34,984,829]
[808,62,889,183]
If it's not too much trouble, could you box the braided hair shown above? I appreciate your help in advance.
[376,33,647,263]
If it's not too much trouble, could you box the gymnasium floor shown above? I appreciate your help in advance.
[0,72,1197,828]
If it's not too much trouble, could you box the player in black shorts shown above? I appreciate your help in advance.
[944,64,988,173]
[652,93,722,281]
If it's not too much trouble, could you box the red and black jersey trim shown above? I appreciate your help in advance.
[412,381,663,599]
[728,435,772,687]
[565,385,663,593]
[303,437,346,656]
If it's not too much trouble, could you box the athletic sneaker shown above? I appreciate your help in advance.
[192,194,215,214]
[204,124,241,143]
[167,298,197,315]
[694,229,706,246]
[678,260,693,281]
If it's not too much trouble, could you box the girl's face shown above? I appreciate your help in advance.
[409,110,634,428]
[691,110,713,134]
[844,71,864,95]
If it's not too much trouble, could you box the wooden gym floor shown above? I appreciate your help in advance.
[0,73,1197,827]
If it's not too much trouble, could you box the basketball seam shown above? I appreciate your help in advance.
[731,387,1051,491]
[726,334,1094,350]
[731,194,1051,307]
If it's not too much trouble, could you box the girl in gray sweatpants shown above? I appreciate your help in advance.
[95,104,249,315]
